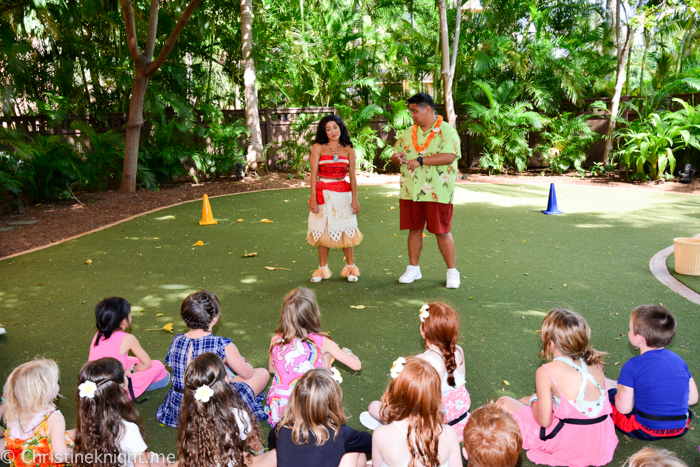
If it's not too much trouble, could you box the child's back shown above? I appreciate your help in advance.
[610,306,697,440]
[3,360,73,467]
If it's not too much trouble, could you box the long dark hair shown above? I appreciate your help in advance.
[74,358,144,467]
[314,115,353,148]
[94,297,131,346]
[177,353,261,467]
[181,290,220,330]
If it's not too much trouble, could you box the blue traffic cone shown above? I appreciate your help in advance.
[542,183,563,215]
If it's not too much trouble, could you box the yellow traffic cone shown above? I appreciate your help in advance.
[199,194,218,225]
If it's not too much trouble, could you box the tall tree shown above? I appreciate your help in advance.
[118,0,204,193]
[602,0,654,165]
[241,0,264,172]
[437,0,462,127]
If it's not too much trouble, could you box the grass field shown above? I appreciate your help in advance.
[2,183,700,466]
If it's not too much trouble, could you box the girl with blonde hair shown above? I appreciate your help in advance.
[624,447,687,467]
[3,359,73,467]
[270,368,371,467]
[498,308,617,467]
[372,357,462,467]
[266,288,361,426]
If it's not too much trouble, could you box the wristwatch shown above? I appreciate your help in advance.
[417,156,424,166]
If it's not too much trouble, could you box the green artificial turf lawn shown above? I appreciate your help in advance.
[669,253,700,294]
[2,183,700,466]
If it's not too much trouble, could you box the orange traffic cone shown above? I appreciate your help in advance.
[199,195,218,225]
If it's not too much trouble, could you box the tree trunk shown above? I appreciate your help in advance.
[120,72,149,193]
[602,0,643,166]
[437,0,461,128]
[638,27,649,98]
[604,0,617,55]
[118,0,204,193]
[241,0,264,172]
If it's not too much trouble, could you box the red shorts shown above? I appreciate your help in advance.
[399,199,453,234]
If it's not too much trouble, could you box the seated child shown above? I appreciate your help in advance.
[623,447,687,467]
[157,290,270,427]
[498,308,617,467]
[269,368,371,467]
[462,402,522,467]
[177,353,275,467]
[3,359,74,467]
[74,357,169,467]
[609,305,698,440]
[88,297,169,399]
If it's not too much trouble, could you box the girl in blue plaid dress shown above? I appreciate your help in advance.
[156,290,270,427]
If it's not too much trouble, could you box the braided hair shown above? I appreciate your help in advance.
[181,290,221,330]
[94,297,131,347]
[421,303,460,387]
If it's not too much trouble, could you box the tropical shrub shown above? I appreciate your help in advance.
[379,100,413,168]
[465,80,545,173]
[538,112,598,174]
[614,99,700,180]
[337,103,384,171]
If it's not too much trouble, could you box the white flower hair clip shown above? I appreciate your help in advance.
[195,384,214,403]
[419,304,430,322]
[331,367,343,384]
[78,381,97,399]
[390,357,407,379]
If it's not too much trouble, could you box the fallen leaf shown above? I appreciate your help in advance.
[503,380,510,386]
[153,237,159,240]
[535,330,541,333]
[236,219,245,222]
[292,260,296,263]
[85,259,92,265]
[283,200,290,203]
[264,265,292,271]
[146,323,173,333]
[614,362,619,366]
[390,206,395,210]
[392,234,397,236]
[156,313,164,317]
[563,284,567,287]
[387,194,392,198]
[193,240,204,246]
[259,219,274,223]
[351,305,366,309]
[469,297,473,300]
[422,233,427,238]
[243,251,258,257]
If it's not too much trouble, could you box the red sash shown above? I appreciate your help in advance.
[310,180,351,205]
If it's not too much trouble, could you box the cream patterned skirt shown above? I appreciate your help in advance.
[307,190,363,248]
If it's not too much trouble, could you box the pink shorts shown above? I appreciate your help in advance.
[399,199,453,234]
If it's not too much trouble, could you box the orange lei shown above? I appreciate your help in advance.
[411,115,443,154]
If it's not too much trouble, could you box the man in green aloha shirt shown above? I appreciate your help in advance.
[391,93,461,289]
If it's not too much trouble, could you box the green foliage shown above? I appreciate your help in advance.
[614,100,700,180]
[539,112,598,173]
[465,80,545,173]
[192,108,249,179]
[274,114,318,176]
[337,104,385,171]
[379,101,413,167]
[71,122,124,190]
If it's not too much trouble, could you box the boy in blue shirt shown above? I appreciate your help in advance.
[609,305,698,439]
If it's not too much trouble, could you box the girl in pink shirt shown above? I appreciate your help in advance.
[88,297,169,399]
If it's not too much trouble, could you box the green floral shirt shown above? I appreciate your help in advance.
[394,119,461,204]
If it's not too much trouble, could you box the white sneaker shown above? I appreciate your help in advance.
[399,265,422,284]
[0,325,5,336]
[360,411,382,430]
[446,269,460,289]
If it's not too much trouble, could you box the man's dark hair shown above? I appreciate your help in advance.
[407,93,435,110]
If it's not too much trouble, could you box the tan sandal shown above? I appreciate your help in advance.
[311,265,332,282]
[341,264,360,282]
